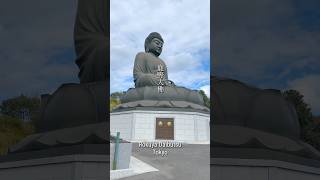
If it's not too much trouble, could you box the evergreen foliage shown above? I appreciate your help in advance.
[282,89,320,150]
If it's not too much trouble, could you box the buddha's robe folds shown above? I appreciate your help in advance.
[74,0,108,83]
[133,52,169,87]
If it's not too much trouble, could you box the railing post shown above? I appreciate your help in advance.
[112,132,120,170]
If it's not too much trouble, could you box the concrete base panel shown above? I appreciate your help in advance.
[111,110,210,143]
[211,158,320,180]
[110,143,132,169]
[0,154,108,180]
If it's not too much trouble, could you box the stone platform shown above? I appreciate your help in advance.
[211,158,320,180]
[0,154,108,180]
[116,86,210,112]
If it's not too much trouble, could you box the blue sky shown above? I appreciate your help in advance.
[110,0,210,97]
[213,0,320,115]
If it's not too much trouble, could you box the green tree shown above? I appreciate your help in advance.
[110,91,126,99]
[0,115,34,155]
[0,95,41,124]
[110,97,121,111]
[199,90,210,108]
[110,91,125,111]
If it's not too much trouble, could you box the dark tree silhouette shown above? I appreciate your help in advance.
[282,89,320,150]
[282,90,313,129]
[199,90,210,108]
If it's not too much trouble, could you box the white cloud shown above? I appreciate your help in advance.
[200,85,210,98]
[110,0,210,93]
[288,75,320,115]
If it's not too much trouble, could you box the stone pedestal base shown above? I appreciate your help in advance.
[111,109,210,143]
[0,154,108,180]
[211,158,320,180]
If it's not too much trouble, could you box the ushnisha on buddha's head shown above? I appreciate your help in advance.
[144,32,164,57]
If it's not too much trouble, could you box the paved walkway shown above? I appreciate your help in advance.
[121,143,210,180]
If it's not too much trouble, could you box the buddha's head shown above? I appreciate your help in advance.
[144,32,164,57]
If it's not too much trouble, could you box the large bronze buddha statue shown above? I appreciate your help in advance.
[115,32,209,112]
[7,0,108,155]
[133,32,174,87]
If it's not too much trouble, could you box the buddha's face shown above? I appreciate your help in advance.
[147,38,163,56]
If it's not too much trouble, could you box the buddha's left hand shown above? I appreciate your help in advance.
[166,80,175,87]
